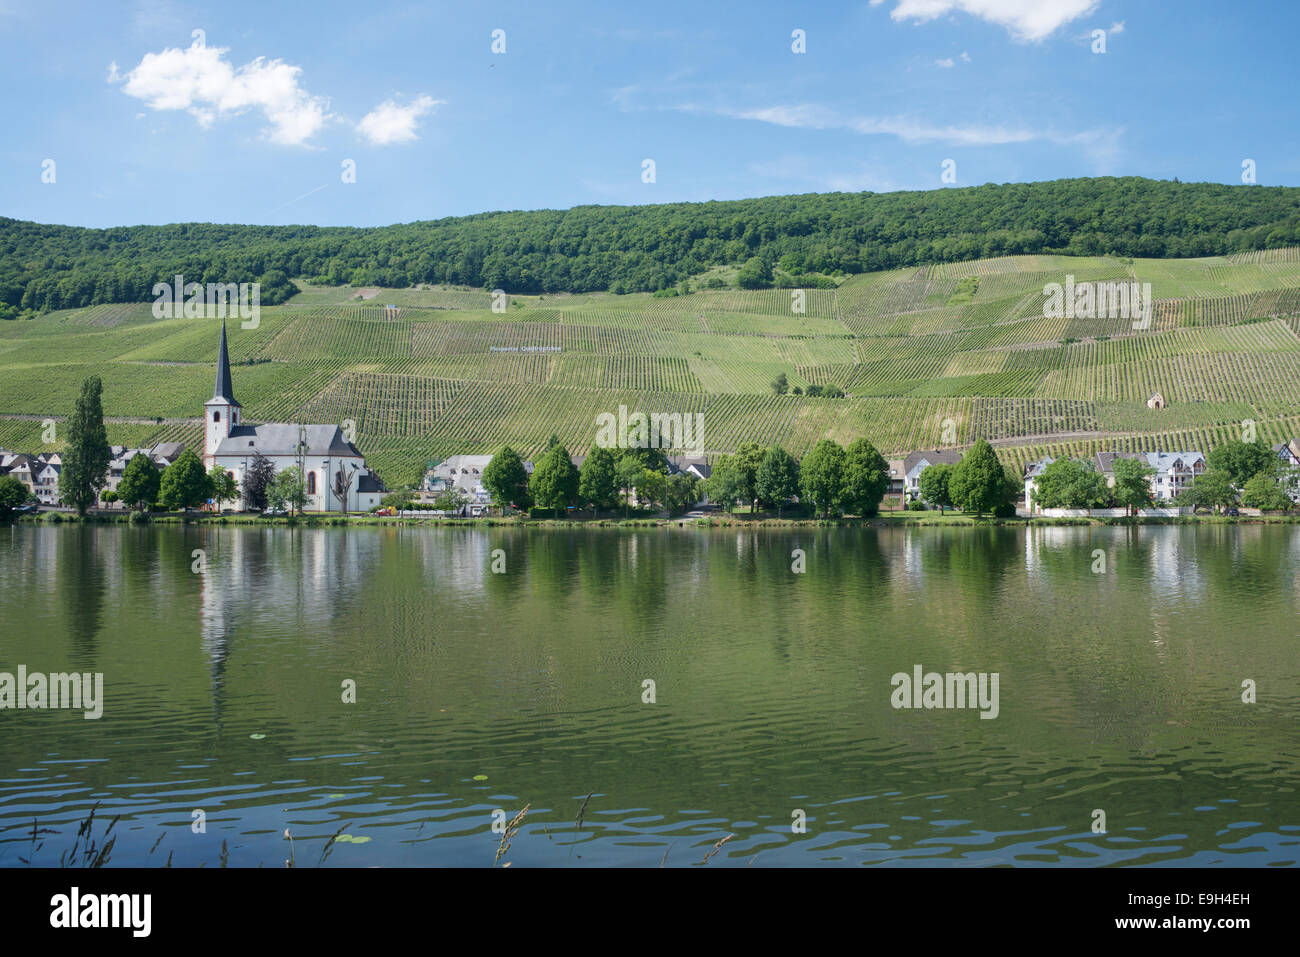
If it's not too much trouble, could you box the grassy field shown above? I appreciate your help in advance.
[3,251,1300,487]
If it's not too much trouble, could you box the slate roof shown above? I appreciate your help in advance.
[903,449,962,476]
[209,321,241,408]
[214,423,361,457]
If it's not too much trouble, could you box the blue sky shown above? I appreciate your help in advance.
[1,0,1296,228]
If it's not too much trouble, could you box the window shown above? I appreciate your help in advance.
[214,411,220,422]
[307,471,317,495]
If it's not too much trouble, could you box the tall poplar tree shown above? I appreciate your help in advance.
[62,376,111,515]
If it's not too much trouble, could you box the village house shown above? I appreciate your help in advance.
[102,443,185,503]
[886,459,906,498]
[1147,392,1166,410]
[423,454,527,509]
[903,449,963,499]
[1273,439,1300,467]
[204,322,386,512]
[1023,457,1056,513]
[1095,450,1206,501]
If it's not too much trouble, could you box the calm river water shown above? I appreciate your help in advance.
[0,523,1296,867]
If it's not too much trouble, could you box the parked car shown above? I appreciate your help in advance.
[1224,507,1240,517]
[262,507,289,517]
[14,504,40,515]
[685,510,707,519]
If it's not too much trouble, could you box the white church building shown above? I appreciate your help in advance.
[203,322,387,512]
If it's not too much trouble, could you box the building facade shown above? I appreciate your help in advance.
[204,322,386,512]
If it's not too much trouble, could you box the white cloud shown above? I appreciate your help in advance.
[1109,20,1125,34]
[688,101,1042,146]
[357,94,443,145]
[936,57,955,67]
[680,100,1123,166]
[873,0,1100,41]
[117,43,329,146]
[961,51,972,61]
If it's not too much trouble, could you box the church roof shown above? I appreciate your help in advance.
[209,321,241,408]
[213,423,362,457]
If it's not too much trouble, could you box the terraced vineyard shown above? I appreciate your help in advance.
[3,252,1299,487]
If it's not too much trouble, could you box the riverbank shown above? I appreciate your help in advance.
[12,510,1300,528]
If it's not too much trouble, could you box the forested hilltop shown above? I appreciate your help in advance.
[5,176,1300,316]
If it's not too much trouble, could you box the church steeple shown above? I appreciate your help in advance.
[213,320,240,407]
[205,321,241,467]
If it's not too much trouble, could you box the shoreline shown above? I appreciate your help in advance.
[11,512,1300,529]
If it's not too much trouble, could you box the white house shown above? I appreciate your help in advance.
[1023,457,1056,513]
[1095,450,1206,501]
[204,322,386,512]
[903,449,963,499]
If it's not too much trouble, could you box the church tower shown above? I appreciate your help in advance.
[204,321,242,467]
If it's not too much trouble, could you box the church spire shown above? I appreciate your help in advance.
[213,320,241,407]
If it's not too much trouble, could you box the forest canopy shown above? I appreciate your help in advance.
[4,176,1300,314]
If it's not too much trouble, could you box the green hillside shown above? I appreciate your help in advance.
[6,177,1300,317]
[4,247,1300,487]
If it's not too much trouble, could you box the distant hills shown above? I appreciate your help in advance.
[5,177,1300,316]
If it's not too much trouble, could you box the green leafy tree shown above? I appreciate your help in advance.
[433,487,468,512]
[208,466,238,512]
[1241,473,1293,512]
[616,454,646,516]
[1111,457,1155,513]
[770,372,789,396]
[755,446,800,516]
[100,490,118,505]
[665,473,699,514]
[268,466,308,514]
[117,453,161,511]
[578,446,619,513]
[705,455,745,514]
[482,446,532,510]
[1176,469,1238,513]
[636,467,667,510]
[730,442,766,513]
[948,440,1017,517]
[800,439,846,517]
[530,444,580,512]
[1207,439,1277,487]
[1032,458,1112,509]
[0,475,30,515]
[917,462,954,513]
[841,438,889,516]
[159,449,213,511]
[618,446,669,473]
[62,375,112,515]
[737,256,773,289]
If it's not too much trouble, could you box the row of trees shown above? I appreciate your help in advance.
[7,178,1300,310]
[769,372,844,398]
[1180,439,1299,513]
[1016,439,1300,515]
[481,439,699,516]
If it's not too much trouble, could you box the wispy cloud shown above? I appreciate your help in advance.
[676,100,1123,169]
[871,0,1100,42]
[114,42,330,146]
[357,94,443,145]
